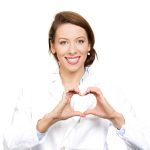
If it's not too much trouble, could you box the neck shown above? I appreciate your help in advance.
[59,67,85,88]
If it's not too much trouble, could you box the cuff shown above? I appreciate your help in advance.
[116,125,126,137]
[36,130,46,141]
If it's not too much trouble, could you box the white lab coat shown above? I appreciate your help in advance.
[3,69,150,150]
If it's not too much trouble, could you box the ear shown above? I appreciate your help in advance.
[50,41,56,54]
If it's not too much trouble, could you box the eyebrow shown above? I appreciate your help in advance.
[57,36,86,40]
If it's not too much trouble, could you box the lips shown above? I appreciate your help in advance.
[65,56,80,65]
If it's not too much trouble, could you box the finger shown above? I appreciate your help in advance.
[86,87,102,96]
[86,87,95,93]
[83,109,95,115]
[73,87,81,95]
[72,111,86,117]
[65,85,79,91]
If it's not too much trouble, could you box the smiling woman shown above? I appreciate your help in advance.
[3,11,150,150]
[50,23,90,75]
[48,11,96,68]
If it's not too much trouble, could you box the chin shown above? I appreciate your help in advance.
[66,64,84,73]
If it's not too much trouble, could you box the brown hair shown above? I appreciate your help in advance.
[48,11,97,67]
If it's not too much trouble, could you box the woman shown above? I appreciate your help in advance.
[3,11,150,150]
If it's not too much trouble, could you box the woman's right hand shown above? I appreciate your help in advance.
[36,87,84,133]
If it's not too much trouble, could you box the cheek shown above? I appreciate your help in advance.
[80,48,88,56]
[55,49,66,61]
[80,50,88,62]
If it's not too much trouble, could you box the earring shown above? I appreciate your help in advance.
[87,52,90,56]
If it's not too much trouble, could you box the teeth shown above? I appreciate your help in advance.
[67,58,79,63]
[66,57,80,64]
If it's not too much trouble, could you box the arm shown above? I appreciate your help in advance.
[116,99,150,149]
[83,86,150,150]
[83,87,125,128]
[3,97,39,150]
[36,87,84,133]
[3,86,83,150]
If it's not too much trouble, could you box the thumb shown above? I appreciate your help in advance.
[83,109,94,116]
[72,111,85,117]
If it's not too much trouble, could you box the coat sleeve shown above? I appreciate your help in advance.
[3,88,40,150]
[114,89,150,150]
[99,81,150,150]
[116,97,150,150]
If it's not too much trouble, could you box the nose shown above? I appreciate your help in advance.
[68,42,77,54]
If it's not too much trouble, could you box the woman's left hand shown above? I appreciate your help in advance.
[83,87,125,129]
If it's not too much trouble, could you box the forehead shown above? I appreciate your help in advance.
[55,23,87,38]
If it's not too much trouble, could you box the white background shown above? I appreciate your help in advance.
[0,0,150,149]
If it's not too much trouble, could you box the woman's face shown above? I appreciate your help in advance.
[51,23,90,73]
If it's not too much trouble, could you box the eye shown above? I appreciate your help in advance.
[59,41,68,45]
[78,39,84,44]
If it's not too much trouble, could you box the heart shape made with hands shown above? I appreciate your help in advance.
[70,93,97,113]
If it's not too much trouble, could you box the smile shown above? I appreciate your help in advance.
[65,56,80,65]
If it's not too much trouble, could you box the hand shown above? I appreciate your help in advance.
[83,87,125,129]
[37,86,84,133]
[51,86,84,121]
